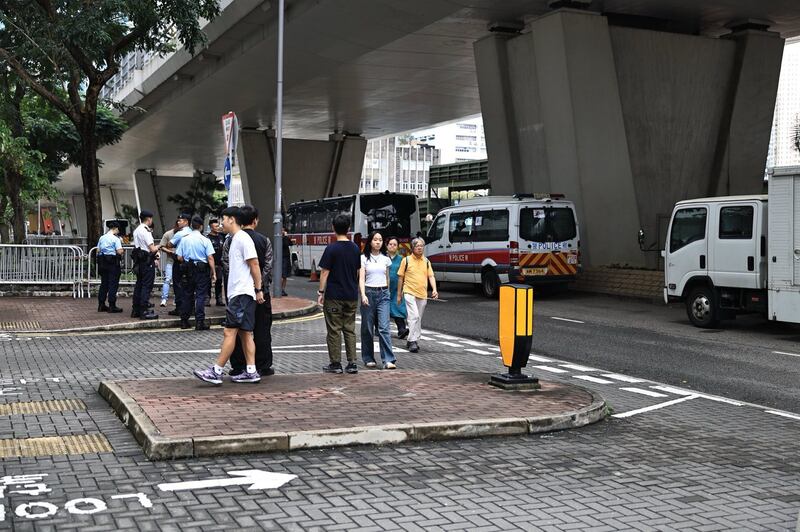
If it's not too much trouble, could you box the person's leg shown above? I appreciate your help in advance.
[214,267,223,304]
[376,290,395,364]
[161,262,172,302]
[258,294,273,372]
[237,330,256,367]
[360,294,376,364]
[194,267,210,323]
[228,293,245,373]
[394,317,407,335]
[140,261,156,313]
[98,264,109,307]
[131,262,143,314]
[108,263,120,308]
[323,299,343,365]
[415,297,428,339]
[404,294,420,342]
[342,300,358,364]
[215,327,239,366]
[172,262,183,311]
[180,271,194,322]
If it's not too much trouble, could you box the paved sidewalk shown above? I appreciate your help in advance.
[100,371,606,459]
[0,295,317,332]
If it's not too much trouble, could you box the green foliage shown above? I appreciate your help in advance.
[114,203,139,234]
[167,173,227,221]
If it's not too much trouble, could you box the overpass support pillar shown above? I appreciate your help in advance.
[237,130,367,226]
[133,170,201,235]
[475,10,783,268]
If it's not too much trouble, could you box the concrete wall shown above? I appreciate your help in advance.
[475,9,783,268]
[133,171,195,236]
[238,130,367,230]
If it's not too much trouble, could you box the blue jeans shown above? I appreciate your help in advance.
[161,262,173,301]
[360,287,395,364]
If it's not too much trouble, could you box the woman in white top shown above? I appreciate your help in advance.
[359,231,396,369]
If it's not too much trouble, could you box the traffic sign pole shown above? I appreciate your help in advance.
[273,0,285,299]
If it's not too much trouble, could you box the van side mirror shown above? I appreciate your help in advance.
[637,229,645,247]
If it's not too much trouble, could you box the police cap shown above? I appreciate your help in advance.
[139,210,154,221]
[178,212,192,222]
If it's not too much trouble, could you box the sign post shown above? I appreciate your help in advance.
[221,111,239,204]
[272,0,285,299]
[489,284,540,390]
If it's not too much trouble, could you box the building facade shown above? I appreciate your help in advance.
[768,40,800,169]
[360,137,439,198]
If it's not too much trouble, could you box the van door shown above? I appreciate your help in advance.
[665,206,708,297]
[447,210,475,282]
[709,202,760,289]
[425,213,448,282]
[472,208,511,282]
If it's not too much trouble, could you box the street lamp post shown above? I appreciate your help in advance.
[272,0,285,299]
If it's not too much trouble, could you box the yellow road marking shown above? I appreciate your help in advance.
[0,399,86,416]
[0,433,113,458]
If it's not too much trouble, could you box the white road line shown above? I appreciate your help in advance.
[273,344,328,349]
[573,375,615,385]
[419,336,435,341]
[550,316,585,324]
[532,365,569,374]
[461,340,493,347]
[772,350,800,358]
[620,387,668,398]
[613,395,699,419]
[602,374,646,383]
[465,348,492,355]
[650,385,744,406]
[765,410,800,421]
[528,354,553,363]
[437,341,463,348]
[274,350,329,353]
[149,349,219,354]
[560,363,597,372]
[433,334,461,340]
[489,347,500,352]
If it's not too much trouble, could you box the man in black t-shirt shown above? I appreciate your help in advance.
[230,205,274,376]
[317,214,361,374]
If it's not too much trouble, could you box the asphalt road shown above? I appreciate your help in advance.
[287,276,800,413]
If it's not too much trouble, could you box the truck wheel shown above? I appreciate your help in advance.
[686,286,719,328]
[481,269,501,299]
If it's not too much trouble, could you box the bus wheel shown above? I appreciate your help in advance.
[686,285,719,328]
[481,269,500,299]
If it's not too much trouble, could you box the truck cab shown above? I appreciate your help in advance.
[664,195,768,327]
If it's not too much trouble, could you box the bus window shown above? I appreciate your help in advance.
[520,207,576,242]
[360,194,416,238]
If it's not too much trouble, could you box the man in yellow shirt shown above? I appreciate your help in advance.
[396,237,438,353]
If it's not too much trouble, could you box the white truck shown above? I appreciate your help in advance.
[662,166,800,328]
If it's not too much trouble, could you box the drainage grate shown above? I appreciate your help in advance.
[0,399,86,416]
[0,433,113,458]
[0,321,40,330]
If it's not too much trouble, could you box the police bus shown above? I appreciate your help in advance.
[425,194,581,298]
[285,192,421,275]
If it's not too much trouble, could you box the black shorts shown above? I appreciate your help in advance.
[225,295,256,331]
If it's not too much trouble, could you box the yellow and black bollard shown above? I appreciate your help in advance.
[489,284,540,390]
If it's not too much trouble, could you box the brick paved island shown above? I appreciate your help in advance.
[99,371,607,460]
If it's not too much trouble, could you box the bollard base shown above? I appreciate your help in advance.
[489,373,541,391]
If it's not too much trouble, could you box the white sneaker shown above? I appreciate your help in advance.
[160,299,167,307]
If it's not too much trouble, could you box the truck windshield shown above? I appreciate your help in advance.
[360,194,417,238]
[520,207,576,242]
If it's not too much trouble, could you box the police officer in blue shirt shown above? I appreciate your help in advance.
[164,213,192,316]
[96,221,124,313]
[176,216,217,330]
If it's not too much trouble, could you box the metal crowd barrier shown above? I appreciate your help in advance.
[0,244,85,298]
[84,247,165,297]
[23,235,89,247]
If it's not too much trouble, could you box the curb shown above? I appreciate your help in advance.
[16,302,319,334]
[98,379,608,461]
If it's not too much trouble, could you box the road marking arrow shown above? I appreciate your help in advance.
[157,470,296,492]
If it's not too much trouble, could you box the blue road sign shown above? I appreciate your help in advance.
[223,157,232,190]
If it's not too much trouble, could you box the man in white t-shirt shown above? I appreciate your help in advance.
[194,206,265,385]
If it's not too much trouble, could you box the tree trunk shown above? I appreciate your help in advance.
[77,98,102,245]
[0,195,10,243]
[6,170,26,243]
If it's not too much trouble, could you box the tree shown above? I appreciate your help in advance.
[0,0,220,244]
[167,173,226,222]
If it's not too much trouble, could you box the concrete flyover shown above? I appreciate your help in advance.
[57,1,800,266]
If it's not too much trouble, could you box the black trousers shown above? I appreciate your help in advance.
[231,294,273,372]
[132,259,155,311]
[97,257,121,306]
[173,261,185,310]
[180,263,210,321]
[207,265,223,302]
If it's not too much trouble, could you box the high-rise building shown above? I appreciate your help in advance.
[768,40,800,169]
[411,116,487,164]
[360,137,439,198]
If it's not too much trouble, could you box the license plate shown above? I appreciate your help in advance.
[522,267,548,276]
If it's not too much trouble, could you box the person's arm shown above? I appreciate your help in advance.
[396,258,406,304]
[248,257,265,304]
[208,255,216,282]
[115,240,124,256]
[264,237,273,288]
[317,269,330,306]
[359,261,368,306]
[428,261,438,299]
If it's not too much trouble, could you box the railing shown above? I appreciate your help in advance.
[0,244,85,298]
[23,235,89,247]
[84,247,165,297]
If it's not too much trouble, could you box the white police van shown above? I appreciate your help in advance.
[425,194,581,297]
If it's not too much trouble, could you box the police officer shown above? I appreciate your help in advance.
[96,221,124,313]
[165,213,192,316]
[176,216,217,330]
[131,210,160,320]
[207,219,225,306]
